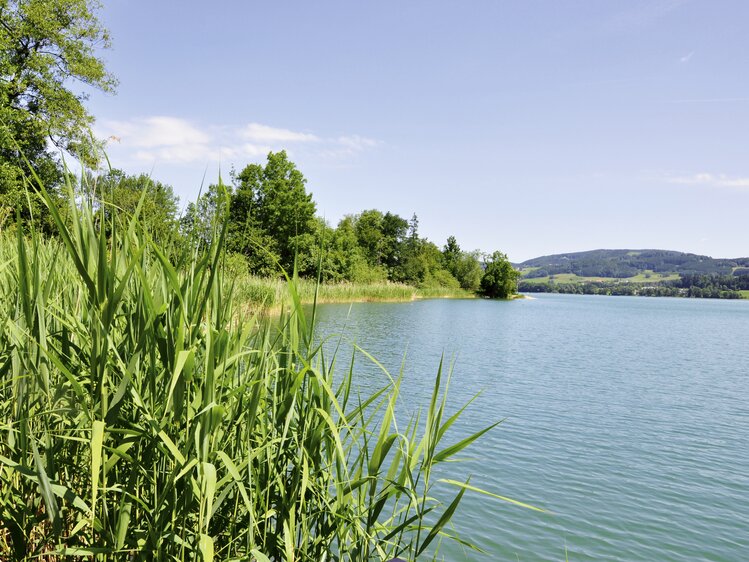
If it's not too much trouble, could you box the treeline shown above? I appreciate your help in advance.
[11,151,518,297]
[520,273,749,299]
[177,151,485,289]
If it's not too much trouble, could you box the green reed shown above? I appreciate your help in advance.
[0,172,519,561]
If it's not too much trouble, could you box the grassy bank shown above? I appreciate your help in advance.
[0,178,517,560]
[231,274,474,315]
[739,290,749,299]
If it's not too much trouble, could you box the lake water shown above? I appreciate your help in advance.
[312,294,749,561]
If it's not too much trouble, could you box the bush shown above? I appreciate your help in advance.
[480,251,520,299]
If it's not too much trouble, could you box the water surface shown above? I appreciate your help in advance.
[313,294,749,560]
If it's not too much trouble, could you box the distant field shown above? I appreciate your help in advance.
[739,290,749,299]
[520,270,680,285]
[626,271,681,282]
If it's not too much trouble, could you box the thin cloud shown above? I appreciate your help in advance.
[667,173,749,189]
[96,117,378,167]
[679,51,694,63]
[240,123,319,143]
[338,135,379,150]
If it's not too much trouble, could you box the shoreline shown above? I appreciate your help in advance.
[233,279,531,316]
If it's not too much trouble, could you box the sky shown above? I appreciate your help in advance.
[84,0,749,262]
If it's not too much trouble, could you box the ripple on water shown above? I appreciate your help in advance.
[313,295,749,560]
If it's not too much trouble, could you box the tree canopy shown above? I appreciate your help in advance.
[480,251,520,298]
[0,0,115,226]
[95,169,179,244]
[229,151,317,273]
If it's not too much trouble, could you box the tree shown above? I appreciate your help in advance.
[380,211,408,275]
[232,151,317,273]
[479,251,520,298]
[325,215,385,283]
[353,209,384,266]
[453,250,483,291]
[181,182,231,249]
[96,169,179,244]
[442,235,461,272]
[0,0,116,226]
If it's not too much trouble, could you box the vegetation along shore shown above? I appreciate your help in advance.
[1,175,539,559]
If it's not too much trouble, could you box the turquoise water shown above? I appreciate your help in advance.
[312,294,749,560]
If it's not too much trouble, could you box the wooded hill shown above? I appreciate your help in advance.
[516,249,749,279]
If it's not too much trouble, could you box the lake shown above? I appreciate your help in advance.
[312,294,749,561]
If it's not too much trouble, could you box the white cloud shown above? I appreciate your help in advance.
[104,116,210,149]
[96,117,378,167]
[667,173,749,189]
[240,123,319,143]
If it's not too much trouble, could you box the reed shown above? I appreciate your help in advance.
[0,173,505,561]
[230,276,474,317]
[231,276,419,316]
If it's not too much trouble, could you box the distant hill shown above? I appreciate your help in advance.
[516,249,749,279]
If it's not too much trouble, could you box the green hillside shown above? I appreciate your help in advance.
[516,249,749,299]
[516,249,749,279]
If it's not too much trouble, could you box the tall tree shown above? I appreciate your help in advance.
[442,235,461,273]
[0,0,116,227]
[232,151,317,272]
[443,236,483,291]
[353,209,384,266]
[381,211,408,275]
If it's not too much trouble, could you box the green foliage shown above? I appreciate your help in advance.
[442,235,461,272]
[94,169,180,244]
[177,154,499,295]
[443,236,483,291]
[381,211,409,274]
[0,0,115,225]
[231,151,317,273]
[181,182,231,249]
[354,209,385,266]
[0,173,520,560]
[480,251,520,299]
[396,238,454,288]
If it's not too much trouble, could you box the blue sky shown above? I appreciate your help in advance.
[86,0,749,261]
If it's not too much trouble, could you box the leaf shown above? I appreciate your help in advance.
[90,419,105,522]
[433,422,499,463]
[416,481,466,556]
[31,439,59,529]
[250,549,271,562]
[440,479,546,512]
[199,533,214,562]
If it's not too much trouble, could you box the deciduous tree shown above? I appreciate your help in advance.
[0,0,116,226]
[480,250,519,298]
[232,151,317,273]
